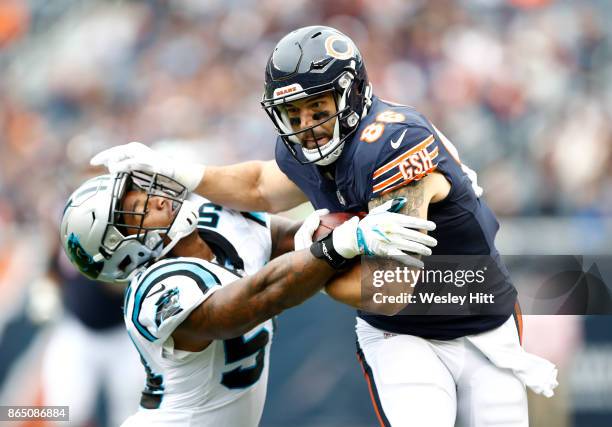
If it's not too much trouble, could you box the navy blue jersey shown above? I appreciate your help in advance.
[54,250,124,330]
[276,96,517,339]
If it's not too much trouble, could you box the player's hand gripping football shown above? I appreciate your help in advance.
[298,198,437,269]
[90,142,205,192]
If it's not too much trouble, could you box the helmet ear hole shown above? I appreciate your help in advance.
[118,255,132,272]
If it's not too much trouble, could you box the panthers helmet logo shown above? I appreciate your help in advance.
[66,233,104,279]
[155,287,183,327]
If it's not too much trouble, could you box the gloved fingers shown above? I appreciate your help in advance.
[383,235,433,257]
[312,208,330,217]
[304,209,329,230]
[369,212,436,231]
[294,209,330,250]
[106,158,145,174]
[368,197,407,215]
[90,146,123,166]
[90,142,150,167]
[381,224,437,247]
[378,246,425,269]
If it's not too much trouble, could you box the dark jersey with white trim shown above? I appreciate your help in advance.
[276,96,517,339]
[54,250,124,330]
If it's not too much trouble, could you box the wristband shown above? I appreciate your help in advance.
[310,233,350,270]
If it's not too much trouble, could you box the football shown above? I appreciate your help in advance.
[313,212,367,241]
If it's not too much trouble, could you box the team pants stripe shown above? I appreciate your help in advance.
[356,342,391,427]
[512,301,523,345]
[513,301,523,345]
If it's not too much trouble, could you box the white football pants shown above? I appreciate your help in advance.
[42,314,144,427]
[356,316,528,427]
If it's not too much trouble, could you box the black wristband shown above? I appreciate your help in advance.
[310,232,350,270]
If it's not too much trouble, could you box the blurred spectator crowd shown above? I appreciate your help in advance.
[0,3,609,424]
[1,0,611,240]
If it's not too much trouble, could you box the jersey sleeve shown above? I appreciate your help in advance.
[240,211,272,261]
[367,125,441,201]
[128,260,223,344]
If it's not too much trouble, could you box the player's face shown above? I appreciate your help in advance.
[120,189,175,235]
[286,92,337,149]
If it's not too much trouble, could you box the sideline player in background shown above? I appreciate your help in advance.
[42,242,142,427]
[92,26,558,426]
[60,170,435,426]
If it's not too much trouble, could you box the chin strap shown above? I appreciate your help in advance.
[304,73,353,166]
[305,137,344,166]
[362,83,373,118]
[306,76,372,166]
[155,199,199,260]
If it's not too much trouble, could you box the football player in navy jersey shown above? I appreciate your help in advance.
[92,26,558,427]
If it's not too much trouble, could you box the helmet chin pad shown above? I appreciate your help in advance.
[301,137,345,166]
[167,199,199,241]
[156,199,199,259]
[101,236,163,283]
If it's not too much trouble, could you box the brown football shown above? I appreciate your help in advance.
[313,212,367,241]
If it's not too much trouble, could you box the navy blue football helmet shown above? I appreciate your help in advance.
[261,26,372,166]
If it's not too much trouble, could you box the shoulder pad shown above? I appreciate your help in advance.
[367,124,440,199]
[127,259,223,343]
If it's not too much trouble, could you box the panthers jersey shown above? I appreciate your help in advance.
[276,95,517,339]
[191,194,272,276]
[122,199,273,426]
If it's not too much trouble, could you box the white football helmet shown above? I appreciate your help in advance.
[60,171,198,283]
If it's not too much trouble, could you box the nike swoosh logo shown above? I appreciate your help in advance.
[390,129,407,149]
[147,283,166,298]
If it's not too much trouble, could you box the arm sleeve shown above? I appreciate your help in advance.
[243,211,273,262]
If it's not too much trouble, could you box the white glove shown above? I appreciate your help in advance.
[90,142,206,192]
[306,199,437,269]
[331,198,436,267]
[294,209,331,294]
[294,209,330,251]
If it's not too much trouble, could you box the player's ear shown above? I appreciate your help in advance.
[153,197,166,210]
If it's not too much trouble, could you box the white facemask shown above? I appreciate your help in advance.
[156,199,199,259]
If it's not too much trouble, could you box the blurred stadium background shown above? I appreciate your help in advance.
[0,0,611,426]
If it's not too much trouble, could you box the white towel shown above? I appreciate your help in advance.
[467,317,559,397]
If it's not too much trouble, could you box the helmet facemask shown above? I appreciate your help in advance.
[262,68,367,166]
[86,172,195,283]
[61,171,198,284]
[109,171,185,244]
[108,171,198,260]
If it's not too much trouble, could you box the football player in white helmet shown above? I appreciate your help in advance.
[60,170,436,426]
